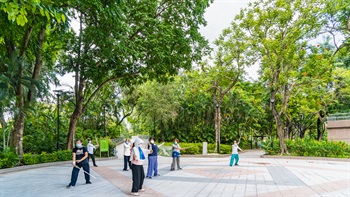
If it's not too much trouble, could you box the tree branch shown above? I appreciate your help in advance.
[27,27,46,102]
[20,27,33,58]
[82,73,139,112]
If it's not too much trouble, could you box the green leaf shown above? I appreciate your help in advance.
[16,14,26,26]
[61,14,66,22]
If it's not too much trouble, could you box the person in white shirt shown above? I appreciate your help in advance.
[130,138,152,196]
[87,138,98,167]
[230,140,242,166]
[123,139,131,171]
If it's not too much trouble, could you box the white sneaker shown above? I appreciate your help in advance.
[131,193,139,196]
[139,189,146,192]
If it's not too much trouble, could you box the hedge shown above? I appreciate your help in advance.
[160,142,233,155]
[262,137,350,158]
[23,150,72,165]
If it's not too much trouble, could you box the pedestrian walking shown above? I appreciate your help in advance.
[87,138,98,167]
[146,137,160,178]
[67,139,91,188]
[130,138,152,196]
[229,140,242,166]
[170,138,184,171]
[123,138,132,171]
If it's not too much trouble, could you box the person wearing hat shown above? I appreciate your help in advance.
[130,138,152,196]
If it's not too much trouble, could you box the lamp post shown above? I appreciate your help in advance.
[53,89,63,150]
[102,104,107,136]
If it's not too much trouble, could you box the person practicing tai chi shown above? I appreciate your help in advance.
[87,138,98,167]
[171,138,184,171]
[230,140,243,166]
[130,138,152,196]
[67,139,91,188]
[146,137,164,178]
[123,138,132,171]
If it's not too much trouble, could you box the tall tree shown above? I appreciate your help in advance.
[238,0,323,154]
[0,1,67,156]
[60,0,212,149]
[205,21,255,153]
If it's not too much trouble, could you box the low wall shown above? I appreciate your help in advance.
[326,120,350,144]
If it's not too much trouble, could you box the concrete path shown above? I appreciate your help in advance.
[0,150,349,197]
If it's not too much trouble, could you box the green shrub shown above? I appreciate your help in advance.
[0,148,19,169]
[23,153,40,165]
[0,150,18,169]
[39,152,51,163]
[219,144,232,154]
[263,137,350,158]
[23,150,72,166]
[56,150,72,161]
[159,142,234,155]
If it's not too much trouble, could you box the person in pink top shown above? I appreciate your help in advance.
[130,138,152,196]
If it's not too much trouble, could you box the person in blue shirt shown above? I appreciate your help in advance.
[67,139,91,188]
[170,138,184,171]
[146,137,161,178]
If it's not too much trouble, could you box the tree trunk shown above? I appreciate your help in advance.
[271,101,288,155]
[28,27,45,101]
[67,108,82,150]
[274,114,288,155]
[1,109,7,150]
[66,84,84,149]
[160,119,165,142]
[214,103,221,153]
[317,111,326,141]
[11,86,25,157]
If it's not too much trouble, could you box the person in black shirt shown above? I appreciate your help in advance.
[66,139,91,188]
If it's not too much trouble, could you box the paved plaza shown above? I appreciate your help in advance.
[0,150,349,197]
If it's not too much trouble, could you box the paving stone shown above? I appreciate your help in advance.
[0,150,349,197]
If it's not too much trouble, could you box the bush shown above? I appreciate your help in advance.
[0,149,18,169]
[56,150,72,161]
[159,142,233,155]
[262,137,350,158]
[23,150,72,165]
[23,153,40,165]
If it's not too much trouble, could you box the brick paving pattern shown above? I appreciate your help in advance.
[0,150,349,197]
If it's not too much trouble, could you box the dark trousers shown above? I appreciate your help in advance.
[69,163,90,186]
[171,157,181,170]
[131,164,145,192]
[123,155,131,170]
[88,153,97,166]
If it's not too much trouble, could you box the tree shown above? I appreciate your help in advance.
[0,1,67,156]
[132,80,181,141]
[204,20,255,153]
[237,0,323,154]
[60,0,212,149]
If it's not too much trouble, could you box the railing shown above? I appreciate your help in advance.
[327,113,350,121]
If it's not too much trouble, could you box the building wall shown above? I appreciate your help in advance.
[326,120,350,144]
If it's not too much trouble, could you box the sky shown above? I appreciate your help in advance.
[199,0,258,80]
[54,0,258,91]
